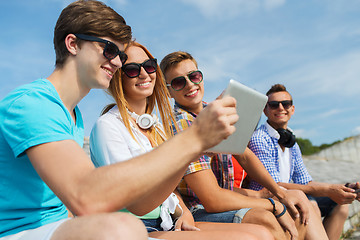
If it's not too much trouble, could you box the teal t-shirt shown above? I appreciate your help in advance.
[0,79,84,237]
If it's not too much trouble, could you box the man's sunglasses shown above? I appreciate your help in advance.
[74,34,128,64]
[166,70,203,91]
[122,59,157,78]
[267,100,293,110]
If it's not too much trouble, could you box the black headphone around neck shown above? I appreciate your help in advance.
[277,128,296,148]
[127,109,158,129]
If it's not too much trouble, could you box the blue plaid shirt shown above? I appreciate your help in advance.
[172,102,234,208]
[248,123,312,191]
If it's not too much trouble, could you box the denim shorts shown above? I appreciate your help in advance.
[307,195,337,217]
[190,205,251,223]
[142,217,167,232]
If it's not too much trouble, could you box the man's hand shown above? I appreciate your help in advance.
[274,200,299,240]
[328,184,357,204]
[191,96,238,151]
[348,182,360,201]
[258,187,273,199]
[277,190,309,225]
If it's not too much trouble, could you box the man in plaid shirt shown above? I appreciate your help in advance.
[173,101,235,208]
[160,51,332,240]
[248,84,356,240]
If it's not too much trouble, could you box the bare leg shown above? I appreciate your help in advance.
[323,204,349,240]
[241,208,287,240]
[196,221,274,240]
[293,217,306,240]
[150,222,273,240]
[304,200,328,240]
[310,200,321,217]
[51,212,147,240]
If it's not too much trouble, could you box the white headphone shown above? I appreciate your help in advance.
[127,109,159,129]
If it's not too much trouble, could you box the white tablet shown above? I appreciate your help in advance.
[207,79,268,154]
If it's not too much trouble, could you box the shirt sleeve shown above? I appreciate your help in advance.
[248,130,282,190]
[184,155,212,176]
[291,144,313,184]
[174,114,211,176]
[2,90,75,158]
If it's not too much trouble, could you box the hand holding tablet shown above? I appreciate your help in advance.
[207,80,268,154]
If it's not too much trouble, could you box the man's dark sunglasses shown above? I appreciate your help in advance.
[166,70,203,91]
[74,34,128,64]
[122,59,157,78]
[267,100,293,109]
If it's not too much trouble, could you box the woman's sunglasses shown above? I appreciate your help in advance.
[122,59,157,78]
[74,34,128,64]
[166,70,203,91]
[267,100,293,110]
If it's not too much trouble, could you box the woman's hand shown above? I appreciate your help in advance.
[174,207,200,231]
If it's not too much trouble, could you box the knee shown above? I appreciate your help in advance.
[243,209,278,228]
[254,225,275,240]
[311,200,322,217]
[335,204,349,220]
[92,212,147,240]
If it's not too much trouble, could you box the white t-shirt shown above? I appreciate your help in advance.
[89,105,155,166]
[265,122,291,183]
[89,105,179,229]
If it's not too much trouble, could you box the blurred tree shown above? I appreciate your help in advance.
[297,138,320,155]
[297,137,343,156]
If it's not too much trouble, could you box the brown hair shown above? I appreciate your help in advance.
[104,41,178,145]
[54,0,132,68]
[160,51,198,78]
[266,84,292,99]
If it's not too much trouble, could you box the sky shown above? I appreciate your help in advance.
[1,0,360,146]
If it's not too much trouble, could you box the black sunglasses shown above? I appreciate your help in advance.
[267,100,293,110]
[74,34,128,64]
[166,70,203,91]
[122,59,157,78]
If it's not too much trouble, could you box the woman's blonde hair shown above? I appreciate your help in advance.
[103,41,177,145]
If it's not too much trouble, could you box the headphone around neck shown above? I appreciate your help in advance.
[277,128,296,148]
[127,109,158,130]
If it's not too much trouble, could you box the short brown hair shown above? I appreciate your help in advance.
[160,51,198,78]
[54,0,132,68]
[266,83,291,98]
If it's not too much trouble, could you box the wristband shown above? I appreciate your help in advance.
[267,198,276,214]
[275,203,287,218]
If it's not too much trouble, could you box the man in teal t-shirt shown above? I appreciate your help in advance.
[0,1,242,240]
[0,79,83,236]
[0,1,147,239]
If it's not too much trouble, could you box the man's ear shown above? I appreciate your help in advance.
[64,34,78,56]
[166,87,175,99]
[263,106,269,117]
[263,96,269,116]
[289,104,295,115]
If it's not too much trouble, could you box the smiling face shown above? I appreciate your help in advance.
[76,36,125,91]
[164,59,204,114]
[264,91,295,129]
[121,46,156,104]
